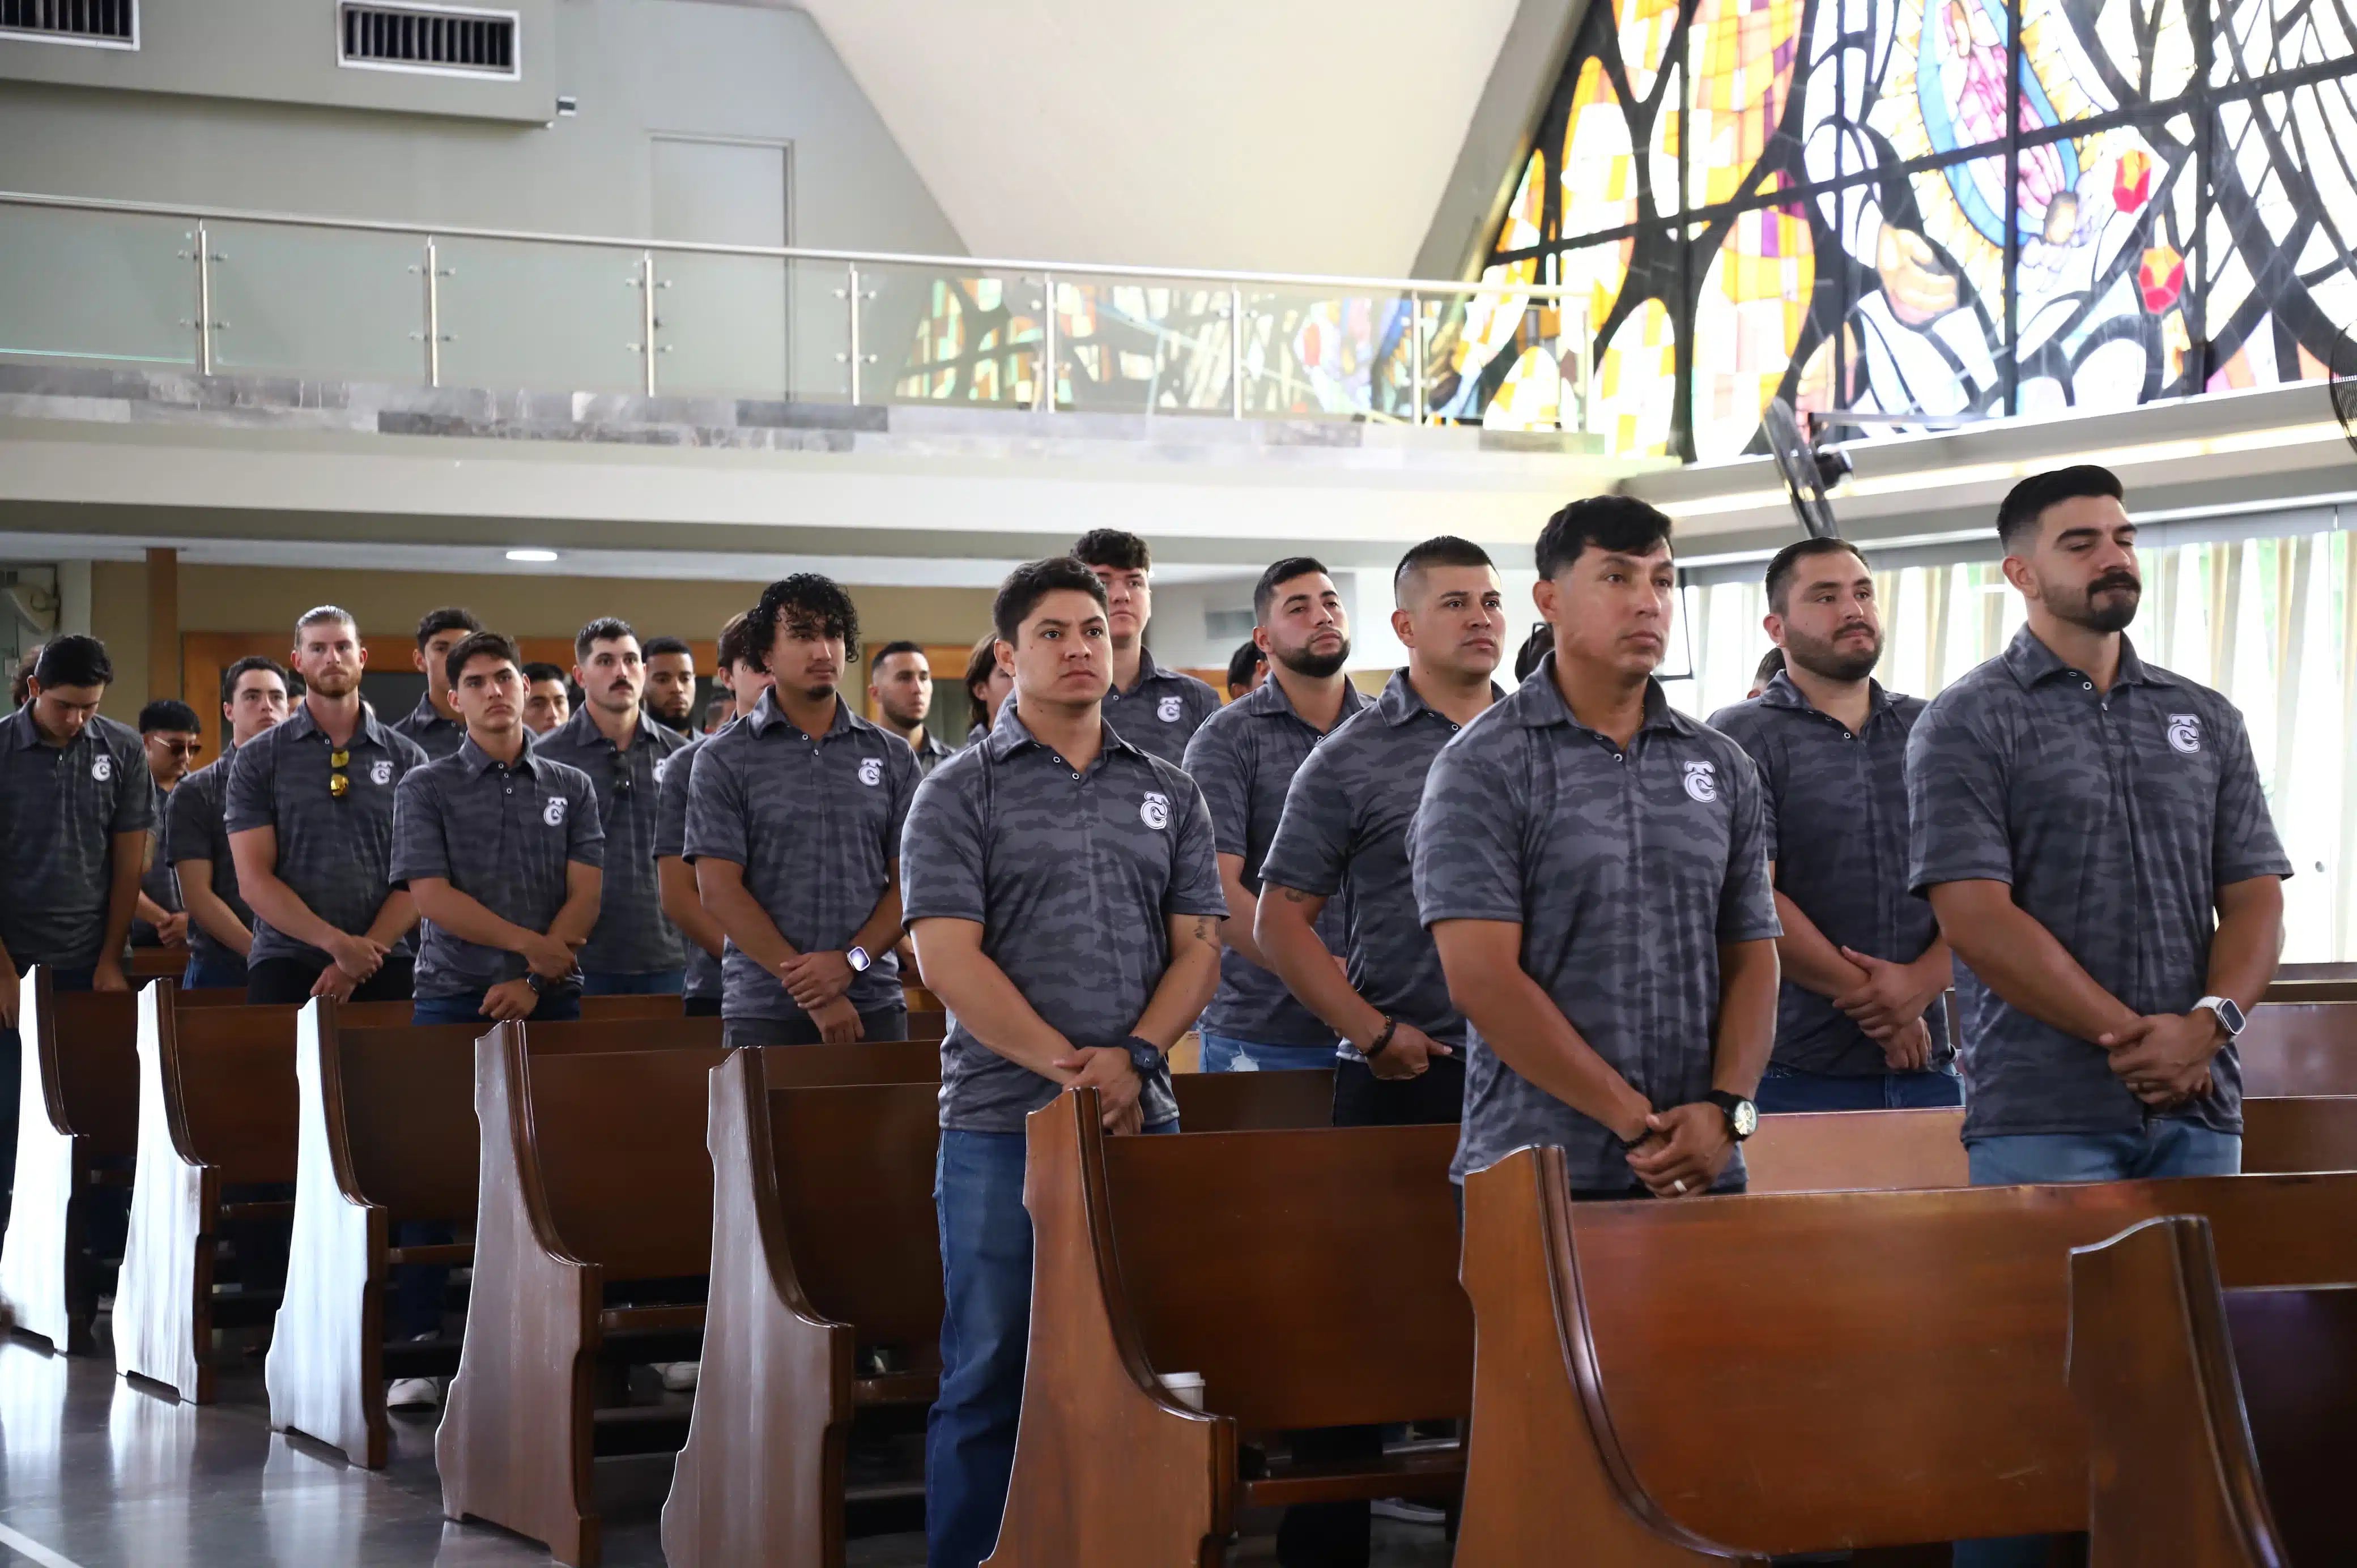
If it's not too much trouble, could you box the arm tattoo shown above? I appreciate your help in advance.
[1280,886,1316,904]
[1192,917,1216,945]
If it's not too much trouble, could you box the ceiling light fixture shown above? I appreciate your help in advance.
[505,548,559,564]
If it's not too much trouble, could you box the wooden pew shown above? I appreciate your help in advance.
[2241,1001,2357,1095]
[1453,1152,2357,1565]
[985,1088,1470,1566]
[2069,1214,2357,1566]
[265,1003,730,1469]
[661,1063,1338,1568]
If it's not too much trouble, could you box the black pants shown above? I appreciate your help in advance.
[1330,1053,1467,1130]
[245,956,415,1006]
[721,1003,909,1047]
[683,996,723,1019]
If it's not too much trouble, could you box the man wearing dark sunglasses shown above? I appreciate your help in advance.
[535,617,688,997]
[228,606,429,1005]
[131,699,202,952]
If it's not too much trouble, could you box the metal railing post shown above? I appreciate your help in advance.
[845,261,863,404]
[424,237,443,387]
[1579,308,1596,436]
[1039,272,1058,413]
[1409,290,1426,425]
[639,250,658,396]
[194,221,214,374]
[1229,285,1244,418]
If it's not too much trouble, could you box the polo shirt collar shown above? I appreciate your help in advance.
[553,703,663,752]
[1240,666,1371,728]
[1375,667,1506,728]
[984,696,1148,765]
[282,701,393,749]
[404,694,457,730]
[1512,651,1695,740]
[1115,645,1181,697]
[742,688,858,742]
[1758,669,1896,719]
[1999,624,2171,692]
[1,705,41,754]
[457,731,544,776]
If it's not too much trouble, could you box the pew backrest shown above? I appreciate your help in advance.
[2241,1002,2357,1096]
[1169,1068,1333,1132]
[1743,1106,1967,1192]
[42,984,140,1152]
[159,1001,300,1183]
[769,1080,942,1345]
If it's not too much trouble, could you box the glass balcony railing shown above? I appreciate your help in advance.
[0,191,1594,434]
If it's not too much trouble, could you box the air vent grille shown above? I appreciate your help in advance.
[0,0,137,46]
[340,3,517,77]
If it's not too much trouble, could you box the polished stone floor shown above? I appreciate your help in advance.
[0,1329,1451,1566]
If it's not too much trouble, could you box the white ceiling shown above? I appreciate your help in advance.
[795,0,1524,276]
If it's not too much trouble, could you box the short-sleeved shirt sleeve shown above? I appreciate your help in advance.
[1907,697,2017,893]
[1716,749,1781,941]
[1258,744,1353,899]
[2211,705,2290,885]
[899,766,989,926]
[1181,720,1250,859]
[389,768,452,888]
[1412,742,1527,927]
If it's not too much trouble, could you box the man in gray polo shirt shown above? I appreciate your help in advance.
[903,556,1225,1568]
[170,657,292,991]
[1074,529,1222,769]
[1710,536,1959,1114]
[1911,465,2288,1189]
[687,574,919,1046]
[229,607,428,1005]
[1418,497,1781,1200]
[390,606,481,762]
[534,616,687,996]
[658,612,772,1019]
[1183,555,1366,1072]
[131,698,200,952]
[393,631,604,1028]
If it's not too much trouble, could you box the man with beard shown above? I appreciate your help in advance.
[1711,538,1959,1113]
[687,575,920,1045]
[1074,530,1222,768]
[869,641,953,777]
[536,618,688,995]
[229,607,428,1004]
[642,636,700,737]
[1182,557,1365,1072]
[1912,467,2287,1183]
[171,657,292,990]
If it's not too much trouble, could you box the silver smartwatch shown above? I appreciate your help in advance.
[2194,995,2246,1039]
[846,945,872,974]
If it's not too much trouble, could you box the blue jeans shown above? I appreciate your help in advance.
[181,952,250,991]
[1953,1118,2241,1568]
[928,1117,1175,1568]
[580,969,683,996]
[1199,1032,1338,1073]
[411,989,582,1026]
[1756,1063,1964,1113]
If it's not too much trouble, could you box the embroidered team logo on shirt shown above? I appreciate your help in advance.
[1141,791,1171,830]
[1157,695,1184,723]
[371,759,394,786]
[1682,760,1719,803]
[91,755,113,782]
[2166,713,2202,755]
[858,757,884,786]
[543,796,568,828]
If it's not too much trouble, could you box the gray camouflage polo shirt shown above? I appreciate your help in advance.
[225,704,428,968]
[901,699,1229,1133]
[1103,647,1223,771]
[910,730,954,779]
[654,729,724,1002]
[683,691,919,1022]
[390,733,605,999]
[1414,658,1781,1188]
[1710,673,1950,1077]
[0,706,154,970]
[1181,671,1369,1047]
[533,705,687,976]
[167,751,255,968]
[391,694,466,761]
[1907,626,2291,1141]
[134,777,184,944]
[1260,669,1503,1061]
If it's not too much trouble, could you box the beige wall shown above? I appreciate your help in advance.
[87,560,995,720]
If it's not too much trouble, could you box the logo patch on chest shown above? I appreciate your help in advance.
[1157,695,1184,723]
[90,754,112,782]
[2165,713,2202,755]
[543,795,568,828]
[858,757,884,786]
[1682,760,1720,803]
[371,759,394,786]
[1141,791,1171,830]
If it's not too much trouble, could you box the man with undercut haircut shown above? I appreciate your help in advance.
[1226,640,1267,701]
[229,607,428,1005]
[1073,529,1222,768]
[870,640,953,778]
[171,657,292,990]
[687,574,919,1046]
[658,612,773,1019]
[641,636,700,737]
[1182,556,1365,1072]
[393,606,482,761]
[1710,536,1959,1113]
[535,617,688,996]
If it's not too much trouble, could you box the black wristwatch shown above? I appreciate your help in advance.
[1120,1035,1164,1080]
[1705,1090,1759,1142]
[1362,1016,1399,1058]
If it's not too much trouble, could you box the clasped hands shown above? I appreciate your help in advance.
[1623,1101,1734,1199]
[1833,947,1941,1071]
[1054,1042,1150,1135]
[771,950,865,1043]
[2098,1009,2224,1109]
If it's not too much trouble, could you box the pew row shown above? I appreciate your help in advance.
[2066,1215,2357,1566]
[439,1029,944,1567]
[985,1088,1470,1567]
[265,1004,733,1469]
[1454,1153,2357,1565]
[661,1063,1338,1568]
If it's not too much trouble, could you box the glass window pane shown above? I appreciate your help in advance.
[0,207,197,368]
[208,222,426,384]
[436,240,646,395]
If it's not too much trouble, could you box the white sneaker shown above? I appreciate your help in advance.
[386,1377,441,1409]
[659,1361,700,1392]
[1370,1498,1445,1526]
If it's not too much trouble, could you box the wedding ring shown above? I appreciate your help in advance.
[1672,1178,1688,1195]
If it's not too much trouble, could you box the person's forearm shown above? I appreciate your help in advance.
[180,874,253,956]
[699,875,801,971]
[102,837,143,963]
[2207,880,2285,1014]
[1772,890,1869,999]
[411,884,546,956]
[849,883,904,962]
[1258,888,1382,1043]
[1711,939,1780,1100]
[364,890,419,949]
[137,893,173,926]
[1131,924,1223,1050]
[547,887,602,951]
[1931,888,2137,1045]
[659,859,728,960]
[919,945,1076,1079]
[1216,858,1273,970]
[1453,966,1650,1141]
[240,866,352,955]
[1907,938,1956,1001]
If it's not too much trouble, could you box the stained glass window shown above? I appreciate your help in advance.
[1491,0,2357,458]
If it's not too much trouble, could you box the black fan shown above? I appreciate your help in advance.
[1763,397,1842,539]
[2333,334,2357,458]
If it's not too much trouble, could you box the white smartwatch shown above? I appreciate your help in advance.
[2194,995,2246,1039]
[846,945,872,974]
